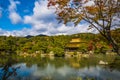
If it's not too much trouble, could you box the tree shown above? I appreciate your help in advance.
[53,47,64,57]
[0,36,17,54]
[48,0,120,55]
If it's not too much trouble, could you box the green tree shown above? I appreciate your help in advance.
[53,47,64,57]
[48,0,120,55]
[22,42,33,53]
[3,36,17,54]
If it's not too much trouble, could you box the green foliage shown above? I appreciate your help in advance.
[0,36,17,54]
[79,44,88,53]
[48,0,120,55]
[53,47,64,57]
[0,30,119,55]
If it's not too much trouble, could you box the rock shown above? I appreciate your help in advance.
[99,60,108,65]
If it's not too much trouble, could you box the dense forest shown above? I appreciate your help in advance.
[0,28,120,56]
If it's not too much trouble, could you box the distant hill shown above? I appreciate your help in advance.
[25,35,34,38]
[25,34,48,38]
[36,34,48,37]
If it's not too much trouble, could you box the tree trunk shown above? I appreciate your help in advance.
[110,39,120,55]
[106,30,120,55]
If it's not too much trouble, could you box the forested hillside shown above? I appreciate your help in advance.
[0,28,119,55]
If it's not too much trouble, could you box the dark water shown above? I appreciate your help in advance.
[0,57,120,80]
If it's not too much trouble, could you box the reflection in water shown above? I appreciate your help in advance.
[0,57,120,80]
[77,66,120,80]
[33,64,76,80]
[0,58,20,80]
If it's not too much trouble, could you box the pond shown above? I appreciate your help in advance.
[0,55,120,80]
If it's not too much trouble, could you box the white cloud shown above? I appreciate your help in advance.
[23,0,55,35]
[0,0,95,36]
[0,28,11,36]
[9,12,22,24]
[0,23,95,37]
[83,0,95,7]
[22,0,92,36]
[8,0,22,24]
[33,1,54,18]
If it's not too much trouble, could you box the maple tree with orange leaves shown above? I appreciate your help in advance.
[48,0,120,55]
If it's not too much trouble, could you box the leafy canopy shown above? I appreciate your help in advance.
[48,0,120,35]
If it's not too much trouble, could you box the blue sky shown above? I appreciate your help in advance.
[0,0,95,36]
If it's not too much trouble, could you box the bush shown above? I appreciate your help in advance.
[53,47,64,57]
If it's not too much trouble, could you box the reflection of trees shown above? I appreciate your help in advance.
[26,62,33,68]
[79,57,98,69]
[0,57,20,80]
[75,77,99,80]
[108,57,120,71]
[65,58,81,69]
[37,57,66,68]
[51,58,66,68]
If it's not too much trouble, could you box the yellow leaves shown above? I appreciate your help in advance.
[55,0,70,9]
[57,0,70,5]
[48,0,70,8]
[73,0,82,3]
[74,14,84,26]
[57,11,64,17]
[93,14,100,21]
[74,18,82,26]
[47,0,56,7]
[48,0,119,28]
[85,6,98,15]
[56,6,84,25]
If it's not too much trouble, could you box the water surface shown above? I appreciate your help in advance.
[0,57,120,80]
